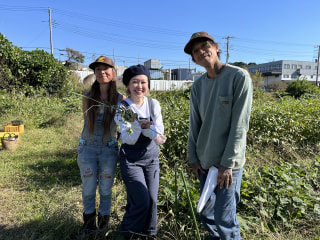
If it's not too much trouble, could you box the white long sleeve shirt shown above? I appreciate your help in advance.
[114,97,164,145]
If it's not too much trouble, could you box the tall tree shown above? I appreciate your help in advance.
[64,48,84,70]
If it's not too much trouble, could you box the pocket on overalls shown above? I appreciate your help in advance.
[77,144,85,154]
[77,138,86,154]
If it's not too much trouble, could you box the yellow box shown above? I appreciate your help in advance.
[4,125,24,133]
[0,132,20,147]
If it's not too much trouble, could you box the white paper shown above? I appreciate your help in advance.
[197,166,218,213]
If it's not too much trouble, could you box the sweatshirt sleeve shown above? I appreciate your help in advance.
[221,69,253,168]
[187,85,201,164]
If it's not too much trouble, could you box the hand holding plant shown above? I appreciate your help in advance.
[139,120,153,129]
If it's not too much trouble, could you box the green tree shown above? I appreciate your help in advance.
[0,33,69,95]
[64,48,85,70]
[230,62,248,69]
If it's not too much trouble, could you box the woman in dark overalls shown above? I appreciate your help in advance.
[115,65,166,239]
[77,56,125,234]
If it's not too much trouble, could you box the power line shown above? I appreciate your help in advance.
[1,4,317,68]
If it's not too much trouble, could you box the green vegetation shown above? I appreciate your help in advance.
[0,33,69,95]
[0,86,320,240]
[286,79,320,99]
[64,47,85,70]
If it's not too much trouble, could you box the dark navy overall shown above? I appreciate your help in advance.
[119,131,159,238]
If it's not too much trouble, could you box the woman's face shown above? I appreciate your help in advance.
[94,63,114,84]
[127,74,149,98]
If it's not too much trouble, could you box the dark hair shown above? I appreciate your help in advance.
[84,68,118,141]
[122,64,150,87]
[191,40,221,62]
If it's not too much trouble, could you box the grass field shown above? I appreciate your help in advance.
[0,90,320,240]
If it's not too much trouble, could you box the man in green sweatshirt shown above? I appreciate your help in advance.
[184,31,252,240]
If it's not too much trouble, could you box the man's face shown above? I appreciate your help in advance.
[191,40,219,68]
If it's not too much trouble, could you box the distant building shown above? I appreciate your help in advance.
[247,60,319,87]
[170,68,203,81]
[171,68,191,80]
[116,66,126,76]
[144,59,161,69]
[144,59,163,80]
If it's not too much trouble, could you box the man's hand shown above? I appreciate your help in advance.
[217,166,233,189]
[191,162,205,179]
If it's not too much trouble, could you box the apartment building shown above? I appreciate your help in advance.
[247,60,319,87]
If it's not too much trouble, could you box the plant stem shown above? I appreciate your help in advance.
[181,170,201,240]
[71,91,163,135]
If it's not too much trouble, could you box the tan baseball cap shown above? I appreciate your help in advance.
[89,56,115,70]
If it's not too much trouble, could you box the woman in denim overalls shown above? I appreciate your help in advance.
[115,65,166,239]
[77,56,125,234]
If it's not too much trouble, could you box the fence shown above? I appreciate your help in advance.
[70,70,194,91]
[150,80,193,91]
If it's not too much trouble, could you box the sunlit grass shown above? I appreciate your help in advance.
[0,90,319,239]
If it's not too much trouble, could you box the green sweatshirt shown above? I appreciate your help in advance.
[187,64,253,170]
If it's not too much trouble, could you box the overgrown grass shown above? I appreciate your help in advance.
[0,89,320,240]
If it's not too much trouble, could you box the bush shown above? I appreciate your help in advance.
[152,90,190,168]
[286,79,320,98]
[268,81,288,92]
[0,33,69,95]
[248,96,320,150]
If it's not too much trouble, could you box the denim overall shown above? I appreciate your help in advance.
[77,94,121,216]
[119,131,159,238]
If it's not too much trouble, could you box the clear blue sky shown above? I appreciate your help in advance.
[1,0,319,71]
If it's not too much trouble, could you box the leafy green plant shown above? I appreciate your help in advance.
[248,96,320,150]
[0,33,69,95]
[286,79,320,98]
[240,159,320,227]
[153,90,190,168]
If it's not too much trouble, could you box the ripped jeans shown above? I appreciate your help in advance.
[77,142,118,215]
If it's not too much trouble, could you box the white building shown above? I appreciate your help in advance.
[247,60,319,87]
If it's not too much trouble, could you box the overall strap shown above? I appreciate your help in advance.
[121,99,130,108]
[117,93,123,105]
[147,97,154,121]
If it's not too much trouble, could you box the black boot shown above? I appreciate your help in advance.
[80,211,97,234]
[97,212,110,229]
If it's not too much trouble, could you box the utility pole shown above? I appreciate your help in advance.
[48,8,53,55]
[224,36,233,64]
[316,45,320,87]
[113,48,115,65]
